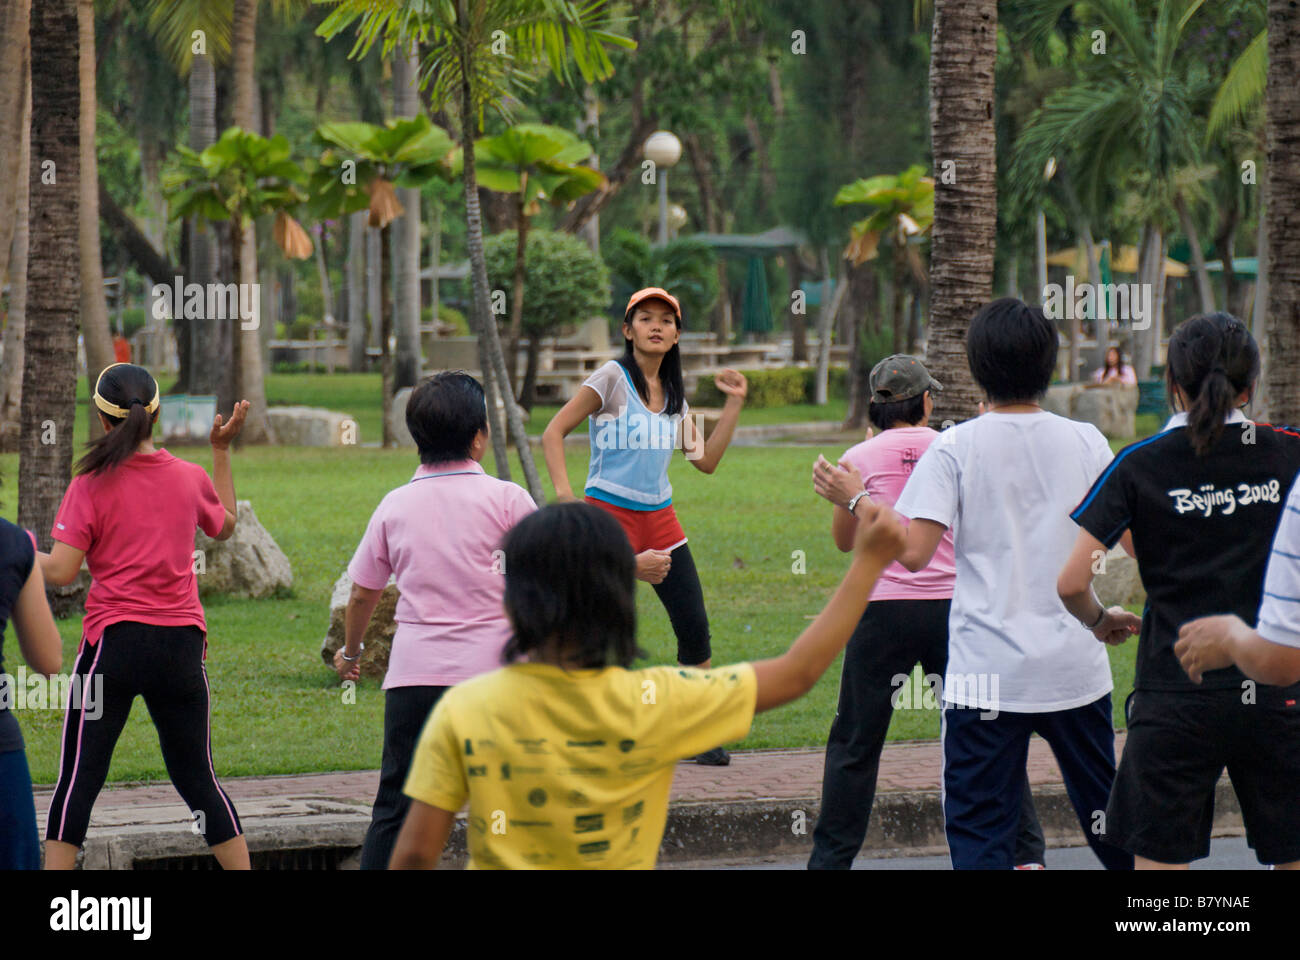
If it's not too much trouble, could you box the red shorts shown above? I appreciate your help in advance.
[585,497,687,554]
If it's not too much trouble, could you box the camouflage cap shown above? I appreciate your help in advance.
[868,354,943,404]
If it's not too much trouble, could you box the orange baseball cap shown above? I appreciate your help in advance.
[625,287,681,320]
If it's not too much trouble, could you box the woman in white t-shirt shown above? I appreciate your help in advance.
[541,287,747,765]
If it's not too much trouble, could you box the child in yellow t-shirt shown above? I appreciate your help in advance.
[392,499,905,869]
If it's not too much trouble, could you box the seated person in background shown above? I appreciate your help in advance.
[1091,346,1137,387]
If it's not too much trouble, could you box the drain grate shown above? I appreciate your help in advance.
[134,847,359,870]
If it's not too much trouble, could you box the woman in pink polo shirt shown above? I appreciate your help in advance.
[39,363,250,870]
[334,371,536,869]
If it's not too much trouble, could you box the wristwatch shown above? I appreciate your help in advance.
[340,643,365,662]
[846,491,870,516]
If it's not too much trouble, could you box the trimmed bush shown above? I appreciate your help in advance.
[694,368,807,409]
[800,366,849,402]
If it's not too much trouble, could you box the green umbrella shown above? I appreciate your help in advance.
[741,257,773,335]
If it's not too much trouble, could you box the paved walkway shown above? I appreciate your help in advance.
[34,732,1123,829]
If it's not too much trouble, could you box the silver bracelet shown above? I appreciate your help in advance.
[340,642,364,662]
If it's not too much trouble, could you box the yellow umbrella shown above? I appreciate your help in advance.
[1045,245,1188,278]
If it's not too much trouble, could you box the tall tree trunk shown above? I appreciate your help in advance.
[381,223,394,447]
[458,45,543,501]
[78,0,113,440]
[843,260,877,430]
[789,253,807,363]
[427,193,442,367]
[20,0,81,615]
[1251,166,1270,416]
[392,42,422,390]
[346,209,367,371]
[231,0,271,442]
[520,333,541,411]
[1174,191,1215,314]
[187,52,230,411]
[0,57,30,452]
[1081,224,1107,373]
[891,249,908,355]
[813,249,847,406]
[0,0,31,294]
[1265,0,1300,424]
[366,223,381,353]
[506,204,529,392]
[927,0,998,424]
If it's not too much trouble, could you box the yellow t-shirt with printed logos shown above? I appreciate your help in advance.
[403,661,757,869]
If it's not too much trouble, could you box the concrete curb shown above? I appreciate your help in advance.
[70,781,1245,869]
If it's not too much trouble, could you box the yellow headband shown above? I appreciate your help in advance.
[93,363,160,419]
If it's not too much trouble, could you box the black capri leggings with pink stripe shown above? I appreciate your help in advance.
[46,622,242,848]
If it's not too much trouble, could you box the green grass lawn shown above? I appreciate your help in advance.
[0,372,1142,784]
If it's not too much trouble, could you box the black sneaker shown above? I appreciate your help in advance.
[688,746,730,766]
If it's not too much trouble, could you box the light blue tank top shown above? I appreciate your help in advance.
[584,363,680,511]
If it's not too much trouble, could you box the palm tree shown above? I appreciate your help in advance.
[308,115,456,446]
[316,0,635,504]
[391,41,423,391]
[1265,0,1300,424]
[926,0,998,424]
[78,0,116,440]
[1014,0,1212,379]
[0,0,30,303]
[466,122,605,392]
[163,128,315,441]
[834,164,935,357]
[19,0,80,611]
[0,31,29,453]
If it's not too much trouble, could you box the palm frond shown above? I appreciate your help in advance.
[1208,29,1267,141]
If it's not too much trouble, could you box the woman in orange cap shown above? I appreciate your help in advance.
[542,288,747,764]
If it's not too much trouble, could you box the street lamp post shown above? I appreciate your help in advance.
[643,130,682,247]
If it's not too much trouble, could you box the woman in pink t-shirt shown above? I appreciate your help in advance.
[38,363,251,870]
[808,354,1044,869]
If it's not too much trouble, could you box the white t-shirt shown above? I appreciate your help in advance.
[1257,473,1300,651]
[894,411,1116,713]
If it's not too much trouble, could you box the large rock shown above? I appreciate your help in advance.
[194,500,293,598]
[1040,384,1137,438]
[389,387,415,447]
[1072,385,1137,439]
[320,571,398,680]
[267,406,358,446]
[1093,544,1146,610]
[388,383,526,448]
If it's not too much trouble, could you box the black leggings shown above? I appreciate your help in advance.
[651,544,712,665]
[360,684,448,870]
[46,622,242,848]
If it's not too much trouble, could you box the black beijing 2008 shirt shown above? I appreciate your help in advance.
[1071,412,1300,703]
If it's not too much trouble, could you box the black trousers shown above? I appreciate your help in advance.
[360,684,448,870]
[650,544,712,666]
[808,598,1046,869]
[46,622,242,848]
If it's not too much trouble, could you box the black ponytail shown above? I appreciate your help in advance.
[617,307,685,417]
[1165,312,1259,457]
[77,364,160,475]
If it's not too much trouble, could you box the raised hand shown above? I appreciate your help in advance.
[714,368,748,402]
[813,454,866,509]
[210,400,250,450]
